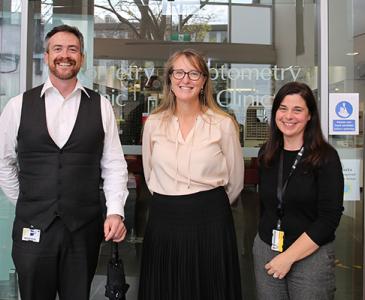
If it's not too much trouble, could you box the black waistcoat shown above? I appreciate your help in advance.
[16,84,105,232]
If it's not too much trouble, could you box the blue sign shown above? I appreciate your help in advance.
[335,101,353,119]
[333,120,355,132]
[329,93,359,135]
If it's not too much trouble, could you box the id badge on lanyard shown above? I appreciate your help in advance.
[271,230,284,252]
[271,221,284,252]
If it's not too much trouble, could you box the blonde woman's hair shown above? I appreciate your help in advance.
[152,49,239,132]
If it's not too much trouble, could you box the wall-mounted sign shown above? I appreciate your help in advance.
[329,93,359,135]
[341,159,361,201]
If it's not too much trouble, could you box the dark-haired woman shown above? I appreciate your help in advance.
[253,81,344,300]
[139,49,244,300]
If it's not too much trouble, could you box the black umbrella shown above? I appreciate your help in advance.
[105,241,130,300]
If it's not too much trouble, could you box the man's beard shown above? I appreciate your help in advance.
[49,58,80,80]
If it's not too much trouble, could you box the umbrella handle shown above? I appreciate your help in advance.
[112,241,119,261]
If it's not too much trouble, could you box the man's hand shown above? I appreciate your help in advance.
[104,214,127,242]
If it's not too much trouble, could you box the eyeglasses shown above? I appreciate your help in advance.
[170,69,204,81]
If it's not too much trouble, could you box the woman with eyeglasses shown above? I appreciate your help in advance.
[138,49,244,300]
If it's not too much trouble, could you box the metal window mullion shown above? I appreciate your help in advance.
[19,0,28,93]
[319,0,329,140]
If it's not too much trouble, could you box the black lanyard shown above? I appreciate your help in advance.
[276,147,304,228]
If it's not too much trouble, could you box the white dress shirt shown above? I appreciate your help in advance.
[142,109,244,203]
[0,78,129,217]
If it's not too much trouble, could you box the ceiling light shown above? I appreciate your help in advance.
[346,52,359,56]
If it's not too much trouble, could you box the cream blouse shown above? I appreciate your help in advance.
[142,109,244,203]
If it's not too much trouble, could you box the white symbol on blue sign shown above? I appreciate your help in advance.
[333,100,355,132]
[335,101,353,119]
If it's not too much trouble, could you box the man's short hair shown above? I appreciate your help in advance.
[44,24,84,54]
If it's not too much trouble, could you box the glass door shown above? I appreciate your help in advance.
[0,1,21,299]
[329,0,364,299]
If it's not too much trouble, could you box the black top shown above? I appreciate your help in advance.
[258,145,344,250]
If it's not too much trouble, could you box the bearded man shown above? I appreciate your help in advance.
[0,25,129,300]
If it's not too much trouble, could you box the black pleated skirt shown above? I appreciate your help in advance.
[138,187,242,300]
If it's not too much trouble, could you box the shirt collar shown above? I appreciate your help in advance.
[40,77,90,99]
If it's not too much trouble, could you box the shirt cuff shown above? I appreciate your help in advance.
[106,200,125,219]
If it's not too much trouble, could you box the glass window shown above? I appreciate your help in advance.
[5,0,363,299]
[328,0,364,298]
[95,1,229,43]
[19,3,319,298]
[0,1,21,299]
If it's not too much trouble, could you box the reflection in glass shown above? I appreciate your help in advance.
[94,0,228,42]
[0,54,19,73]
[93,58,288,147]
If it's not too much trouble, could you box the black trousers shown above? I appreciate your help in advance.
[12,216,103,300]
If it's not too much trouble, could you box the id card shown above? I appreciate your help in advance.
[271,229,284,252]
[22,228,41,243]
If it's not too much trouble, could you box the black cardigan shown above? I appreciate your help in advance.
[258,146,344,250]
